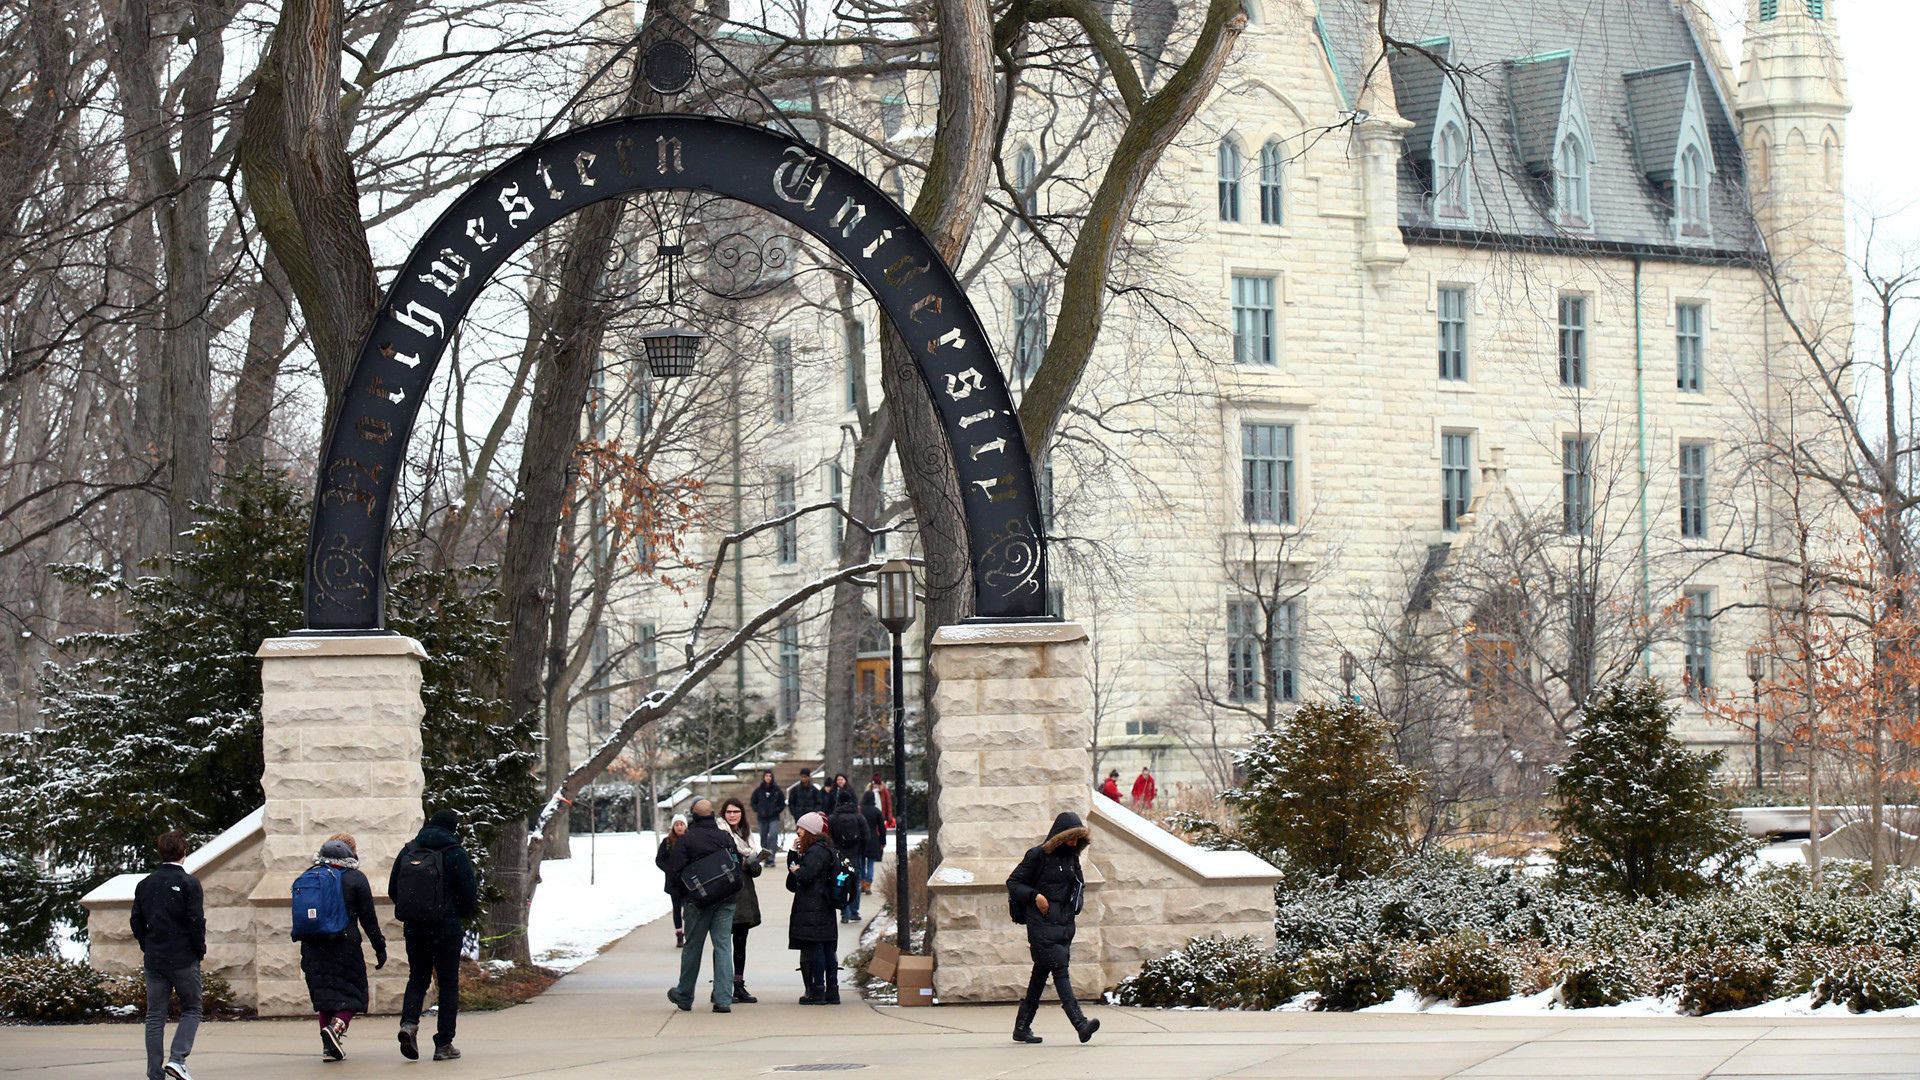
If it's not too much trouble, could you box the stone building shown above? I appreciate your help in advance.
[596,0,1850,795]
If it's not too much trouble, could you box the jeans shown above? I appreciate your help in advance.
[758,817,781,856]
[860,856,876,885]
[676,899,736,1006]
[400,923,463,1048]
[841,881,861,921]
[145,964,202,1080]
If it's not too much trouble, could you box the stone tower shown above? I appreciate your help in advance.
[1736,0,1850,342]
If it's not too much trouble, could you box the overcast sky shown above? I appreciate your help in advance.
[1704,1,1920,250]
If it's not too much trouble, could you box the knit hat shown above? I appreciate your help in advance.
[317,839,357,865]
[671,814,688,829]
[428,809,460,831]
[795,812,827,836]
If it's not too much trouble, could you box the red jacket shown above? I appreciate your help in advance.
[1098,777,1121,800]
[1131,772,1157,808]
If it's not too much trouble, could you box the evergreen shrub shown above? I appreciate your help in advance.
[1672,946,1780,1015]
[1301,942,1400,1011]
[0,955,109,1022]
[1405,931,1513,1006]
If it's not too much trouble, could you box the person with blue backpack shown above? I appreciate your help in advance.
[292,833,386,1060]
[388,809,477,1061]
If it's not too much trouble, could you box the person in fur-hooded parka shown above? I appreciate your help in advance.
[300,834,387,1060]
[1004,811,1098,1045]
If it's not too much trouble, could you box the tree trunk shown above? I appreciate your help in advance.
[227,254,292,474]
[821,414,896,779]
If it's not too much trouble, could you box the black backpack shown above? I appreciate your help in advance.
[391,843,447,923]
[680,847,743,905]
[827,849,860,909]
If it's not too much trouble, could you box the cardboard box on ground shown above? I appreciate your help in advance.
[895,955,934,1007]
[866,940,900,983]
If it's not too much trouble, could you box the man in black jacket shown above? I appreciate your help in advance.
[390,809,478,1062]
[749,770,785,864]
[132,830,205,1080]
[1005,811,1099,1046]
[661,799,740,1012]
[786,769,822,823]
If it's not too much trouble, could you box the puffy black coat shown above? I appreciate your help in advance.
[828,795,867,864]
[787,781,822,819]
[859,801,887,859]
[750,781,786,822]
[1006,812,1088,954]
[131,863,205,972]
[727,832,764,929]
[300,865,387,1012]
[661,814,738,906]
[785,840,841,947]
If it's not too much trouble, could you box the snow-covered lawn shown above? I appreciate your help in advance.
[528,830,670,972]
[1340,987,1920,1019]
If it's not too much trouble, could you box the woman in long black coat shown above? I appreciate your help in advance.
[300,834,387,1061]
[1005,812,1098,1046]
[785,812,841,1005]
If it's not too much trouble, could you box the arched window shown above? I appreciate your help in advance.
[1258,139,1284,225]
[1218,138,1242,223]
[1240,0,1259,24]
[1822,132,1838,186]
[1435,122,1468,219]
[1752,133,1771,190]
[1556,134,1589,227]
[1678,144,1709,235]
[1014,146,1038,228]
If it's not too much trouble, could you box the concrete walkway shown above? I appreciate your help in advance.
[8,870,1920,1080]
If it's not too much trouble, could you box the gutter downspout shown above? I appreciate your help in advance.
[1633,257,1652,677]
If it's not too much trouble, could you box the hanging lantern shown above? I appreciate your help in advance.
[639,326,703,379]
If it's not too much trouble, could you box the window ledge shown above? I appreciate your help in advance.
[1437,380,1476,393]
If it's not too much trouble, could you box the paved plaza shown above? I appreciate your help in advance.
[9,883,1920,1080]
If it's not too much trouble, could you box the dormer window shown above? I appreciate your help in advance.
[1556,134,1590,227]
[1435,122,1469,219]
[1678,145,1709,235]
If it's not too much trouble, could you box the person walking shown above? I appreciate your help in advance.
[827,789,868,923]
[661,799,741,1013]
[749,771,785,864]
[1097,770,1122,801]
[787,769,822,824]
[857,788,887,895]
[132,830,204,1080]
[389,809,478,1062]
[655,814,689,947]
[785,812,841,1004]
[1005,811,1099,1046]
[864,773,894,826]
[719,797,763,1003]
[296,834,387,1061]
[1130,767,1157,810]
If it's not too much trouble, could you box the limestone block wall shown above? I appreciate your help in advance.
[926,623,1279,1003]
[83,635,428,1017]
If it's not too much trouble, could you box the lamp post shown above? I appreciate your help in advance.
[1340,651,1357,703]
[1746,650,1766,792]
[876,560,916,955]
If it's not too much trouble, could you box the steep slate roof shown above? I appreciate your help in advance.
[1622,62,1697,182]
[1387,39,1451,156]
[1315,0,1757,258]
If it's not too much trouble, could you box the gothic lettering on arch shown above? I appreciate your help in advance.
[305,114,1047,631]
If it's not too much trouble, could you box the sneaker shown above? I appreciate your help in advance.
[666,987,692,1011]
[398,1022,419,1061]
[163,1063,194,1080]
[432,1044,461,1061]
[322,1023,344,1061]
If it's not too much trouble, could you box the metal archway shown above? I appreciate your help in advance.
[304,114,1046,630]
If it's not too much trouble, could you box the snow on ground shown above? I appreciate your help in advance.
[528,830,670,973]
[1339,986,1920,1019]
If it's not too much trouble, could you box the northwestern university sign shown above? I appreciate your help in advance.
[305,115,1048,630]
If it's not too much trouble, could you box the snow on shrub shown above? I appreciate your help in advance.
[1405,931,1514,1006]
[1300,942,1400,1011]
[1786,945,1920,1013]
[1672,946,1780,1015]
[1556,952,1651,1008]
[0,955,110,1022]
[1113,936,1293,1009]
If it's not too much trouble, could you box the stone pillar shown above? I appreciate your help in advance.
[251,635,427,1017]
[926,622,1094,1003]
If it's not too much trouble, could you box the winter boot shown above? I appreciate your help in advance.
[322,1017,346,1061]
[398,1022,420,1061]
[1060,984,1098,1043]
[1012,997,1043,1044]
[674,927,685,948]
[797,958,824,1005]
[732,979,757,1004]
[823,965,842,1005]
[432,1044,462,1061]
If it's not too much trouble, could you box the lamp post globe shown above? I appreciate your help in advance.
[877,560,915,632]
[639,325,703,379]
[1746,650,1766,791]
